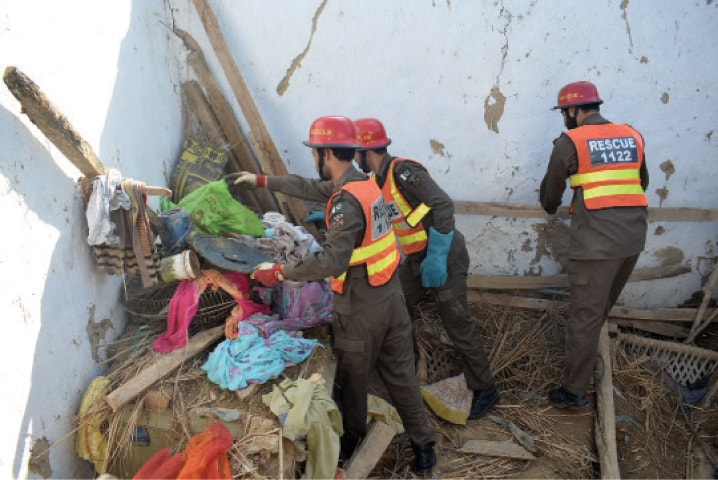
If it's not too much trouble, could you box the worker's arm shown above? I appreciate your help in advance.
[393,160,455,233]
[282,191,361,282]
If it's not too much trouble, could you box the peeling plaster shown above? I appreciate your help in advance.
[28,437,52,478]
[640,56,649,64]
[483,85,506,133]
[532,221,569,270]
[654,187,669,207]
[659,160,675,181]
[276,0,328,96]
[653,246,684,266]
[661,92,670,104]
[707,130,713,142]
[85,304,113,363]
[654,225,665,235]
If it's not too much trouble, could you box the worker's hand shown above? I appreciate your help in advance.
[251,262,285,287]
[225,172,266,190]
[545,212,563,228]
[420,227,454,288]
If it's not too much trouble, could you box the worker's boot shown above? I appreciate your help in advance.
[468,385,501,419]
[548,386,589,409]
[411,441,436,476]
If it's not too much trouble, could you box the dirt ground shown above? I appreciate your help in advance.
[97,285,718,479]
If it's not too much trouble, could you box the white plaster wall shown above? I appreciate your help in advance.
[0,0,716,478]
[0,1,185,477]
[174,0,718,308]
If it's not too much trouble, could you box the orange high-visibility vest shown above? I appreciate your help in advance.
[566,123,647,210]
[325,179,400,294]
[378,158,432,255]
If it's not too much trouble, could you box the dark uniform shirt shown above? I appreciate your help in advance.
[374,154,456,245]
[266,167,400,315]
[539,113,649,260]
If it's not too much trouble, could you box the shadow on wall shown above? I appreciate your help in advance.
[8,0,180,477]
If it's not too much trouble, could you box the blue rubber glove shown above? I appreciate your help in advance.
[303,210,325,223]
[420,227,454,288]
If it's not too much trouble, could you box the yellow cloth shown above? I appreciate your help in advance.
[75,376,110,474]
[262,374,343,480]
[367,394,405,434]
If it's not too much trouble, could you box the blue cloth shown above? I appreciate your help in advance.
[420,226,454,288]
[202,323,320,390]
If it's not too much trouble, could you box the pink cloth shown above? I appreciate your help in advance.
[153,279,203,353]
[153,269,269,353]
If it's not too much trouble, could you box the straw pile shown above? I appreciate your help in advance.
[75,287,718,479]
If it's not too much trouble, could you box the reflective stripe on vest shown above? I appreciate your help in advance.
[380,158,431,255]
[566,123,647,210]
[325,179,400,294]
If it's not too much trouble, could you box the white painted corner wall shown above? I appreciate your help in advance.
[0,1,716,477]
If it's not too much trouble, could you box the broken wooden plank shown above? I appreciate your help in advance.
[594,323,621,479]
[192,0,320,239]
[174,28,280,214]
[344,421,396,479]
[457,439,535,461]
[468,291,714,324]
[104,325,224,412]
[612,319,689,339]
[3,66,106,178]
[181,80,261,212]
[467,264,691,290]
[454,201,718,222]
[487,414,536,453]
[686,259,718,344]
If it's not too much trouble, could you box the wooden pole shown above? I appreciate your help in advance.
[174,27,280,214]
[191,0,320,239]
[686,260,718,343]
[104,325,224,412]
[3,66,106,178]
[595,322,621,479]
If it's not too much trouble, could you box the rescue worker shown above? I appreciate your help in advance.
[539,81,649,409]
[353,118,500,420]
[226,115,437,475]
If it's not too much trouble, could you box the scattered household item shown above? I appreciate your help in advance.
[170,137,228,203]
[156,207,193,255]
[188,233,272,274]
[159,250,201,283]
[420,374,472,425]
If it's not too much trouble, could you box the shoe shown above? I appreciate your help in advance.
[411,441,436,476]
[468,385,501,420]
[548,386,589,409]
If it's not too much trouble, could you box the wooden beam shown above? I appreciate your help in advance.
[468,291,714,324]
[457,439,535,461]
[3,66,106,178]
[181,80,261,212]
[467,264,691,290]
[191,0,320,239]
[344,421,396,479]
[454,201,718,222]
[595,323,621,479]
[174,28,279,214]
[104,325,224,412]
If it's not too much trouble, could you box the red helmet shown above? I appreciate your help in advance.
[354,118,392,150]
[552,81,604,110]
[303,115,359,148]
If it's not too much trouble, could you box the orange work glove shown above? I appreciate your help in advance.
[250,262,285,287]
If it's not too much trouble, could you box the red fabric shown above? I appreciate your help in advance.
[133,446,185,479]
[133,423,233,480]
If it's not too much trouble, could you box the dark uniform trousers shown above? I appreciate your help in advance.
[399,230,495,391]
[564,254,639,395]
[332,275,435,453]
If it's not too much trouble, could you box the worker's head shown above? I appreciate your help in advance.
[552,81,603,129]
[353,118,391,173]
[303,115,358,181]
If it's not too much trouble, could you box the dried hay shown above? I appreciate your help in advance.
[74,288,718,479]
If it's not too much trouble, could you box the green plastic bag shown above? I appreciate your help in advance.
[162,180,265,237]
